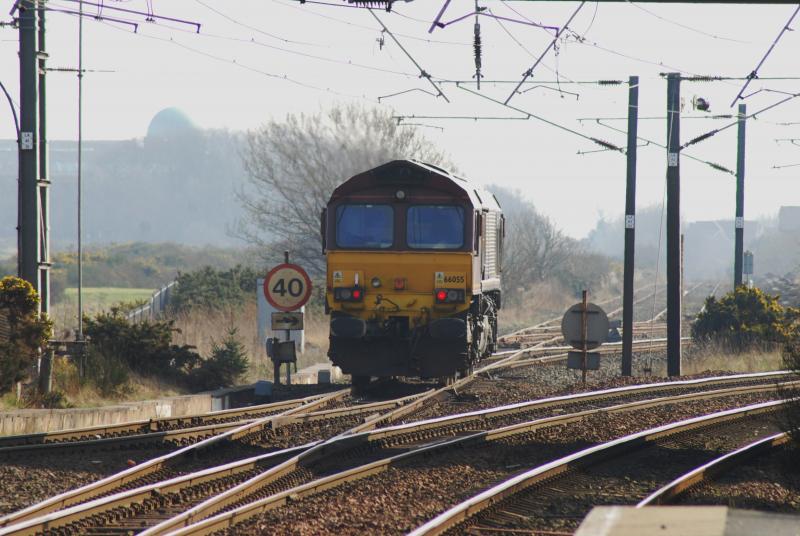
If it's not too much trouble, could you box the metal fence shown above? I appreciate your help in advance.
[126,280,177,323]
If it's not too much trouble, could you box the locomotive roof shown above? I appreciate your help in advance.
[330,159,501,212]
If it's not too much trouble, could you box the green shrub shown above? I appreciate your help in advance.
[83,345,132,397]
[169,265,260,314]
[189,328,249,391]
[21,389,73,409]
[692,286,797,349]
[83,309,200,382]
[0,276,52,394]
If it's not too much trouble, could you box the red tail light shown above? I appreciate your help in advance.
[394,278,406,290]
[334,287,364,302]
[435,288,466,304]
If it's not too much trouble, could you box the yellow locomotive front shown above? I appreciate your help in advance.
[322,160,503,388]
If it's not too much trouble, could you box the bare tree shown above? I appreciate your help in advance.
[490,185,612,300]
[236,104,452,273]
[491,186,573,288]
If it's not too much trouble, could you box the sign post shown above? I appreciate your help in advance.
[263,251,312,385]
[561,291,609,384]
[581,290,588,384]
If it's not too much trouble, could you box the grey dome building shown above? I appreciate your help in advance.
[146,107,198,139]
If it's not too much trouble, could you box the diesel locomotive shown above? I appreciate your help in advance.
[321,160,504,388]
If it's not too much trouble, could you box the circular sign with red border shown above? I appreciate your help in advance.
[264,263,313,312]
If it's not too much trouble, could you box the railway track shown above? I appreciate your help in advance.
[410,400,786,536]
[6,372,790,535]
[150,387,789,535]
[0,280,753,534]
[497,285,653,342]
[0,389,351,528]
[0,339,561,524]
[499,281,709,349]
[0,386,430,457]
[0,394,328,449]
[638,431,792,507]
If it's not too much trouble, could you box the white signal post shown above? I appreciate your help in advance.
[263,252,312,385]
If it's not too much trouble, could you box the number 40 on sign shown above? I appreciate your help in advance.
[264,263,312,312]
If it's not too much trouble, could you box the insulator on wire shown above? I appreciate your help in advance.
[473,19,483,88]
[347,0,395,12]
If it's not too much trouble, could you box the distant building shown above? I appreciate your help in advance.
[778,206,800,232]
[0,108,245,250]
[683,219,761,279]
[146,107,199,140]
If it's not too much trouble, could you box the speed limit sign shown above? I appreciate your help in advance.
[264,263,312,312]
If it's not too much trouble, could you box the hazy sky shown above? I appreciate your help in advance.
[1,1,799,239]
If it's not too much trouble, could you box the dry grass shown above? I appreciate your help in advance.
[170,300,331,383]
[499,280,617,335]
[681,340,785,375]
[0,357,187,410]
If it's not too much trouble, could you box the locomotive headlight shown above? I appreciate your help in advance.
[371,277,382,288]
[395,189,406,200]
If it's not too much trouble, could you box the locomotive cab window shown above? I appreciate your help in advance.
[336,204,393,249]
[407,205,465,249]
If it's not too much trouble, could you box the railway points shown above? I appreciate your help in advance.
[3,372,786,535]
[409,400,788,536]
[150,390,791,536]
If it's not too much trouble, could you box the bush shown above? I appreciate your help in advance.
[83,345,132,397]
[0,276,52,394]
[189,328,249,391]
[21,389,73,409]
[169,265,260,314]
[82,310,251,394]
[692,286,797,350]
[83,309,200,383]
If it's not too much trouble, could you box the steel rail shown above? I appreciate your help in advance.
[0,444,315,536]
[0,392,426,455]
[0,389,350,528]
[500,337,691,369]
[5,374,791,536]
[269,391,427,427]
[499,286,654,340]
[341,340,557,437]
[0,330,610,528]
[0,420,252,454]
[131,353,549,536]
[408,400,786,536]
[140,375,794,535]
[501,281,681,346]
[0,393,324,448]
[158,394,789,536]
[637,431,791,506]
